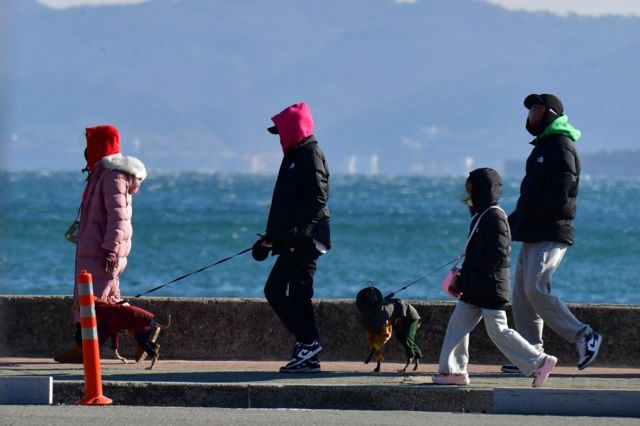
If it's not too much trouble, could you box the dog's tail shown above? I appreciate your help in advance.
[157,314,171,329]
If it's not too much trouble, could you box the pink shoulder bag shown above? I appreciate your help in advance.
[441,205,503,299]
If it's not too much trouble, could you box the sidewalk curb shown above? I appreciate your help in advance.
[493,388,640,417]
[54,381,494,413]
[52,380,640,416]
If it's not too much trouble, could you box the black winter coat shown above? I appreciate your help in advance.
[459,168,511,310]
[508,133,580,245]
[266,136,331,252]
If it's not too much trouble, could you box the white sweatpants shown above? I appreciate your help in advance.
[438,301,547,377]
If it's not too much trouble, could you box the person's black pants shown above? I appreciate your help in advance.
[264,244,320,345]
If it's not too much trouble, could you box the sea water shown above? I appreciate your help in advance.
[1,172,638,304]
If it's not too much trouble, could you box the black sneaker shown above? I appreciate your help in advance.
[500,364,523,375]
[284,340,322,368]
[280,358,321,374]
[577,332,602,370]
[289,342,301,359]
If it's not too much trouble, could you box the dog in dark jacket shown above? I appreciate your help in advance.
[93,297,171,370]
[356,286,423,373]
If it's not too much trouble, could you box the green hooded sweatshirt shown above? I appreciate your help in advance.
[536,115,581,143]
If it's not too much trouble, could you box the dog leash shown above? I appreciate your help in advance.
[385,206,507,299]
[127,246,253,300]
[363,256,460,365]
[382,256,459,299]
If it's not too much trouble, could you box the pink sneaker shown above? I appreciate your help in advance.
[432,373,470,386]
[532,355,557,388]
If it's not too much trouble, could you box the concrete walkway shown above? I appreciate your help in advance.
[1,357,639,417]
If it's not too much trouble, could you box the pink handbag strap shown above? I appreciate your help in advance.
[453,205,505,268]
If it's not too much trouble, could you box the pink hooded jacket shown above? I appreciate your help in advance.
[74,126,147,317]
[271,103,315,153]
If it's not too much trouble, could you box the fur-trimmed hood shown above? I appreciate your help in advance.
[101,153,147,182]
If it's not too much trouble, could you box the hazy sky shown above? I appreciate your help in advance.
[9,0,638,174]
[36,0,640,17]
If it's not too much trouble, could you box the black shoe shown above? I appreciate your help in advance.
[280,357,321,374]
[577,332,602,370]
[306,355,320,370]
[289,342,301,359]
[284,340,322,368]
[500,364,523,375]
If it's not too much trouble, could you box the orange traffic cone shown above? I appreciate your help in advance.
[76,270,112,406]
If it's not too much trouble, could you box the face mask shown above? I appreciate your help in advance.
[526,118,541,136]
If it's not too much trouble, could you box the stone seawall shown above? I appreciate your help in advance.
[0,296,638,366]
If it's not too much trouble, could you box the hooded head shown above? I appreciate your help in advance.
[267,102,314,153]
[85,125,121,173]
[524,93,564,136]
[465,168,502,214]
[355,286,383,317]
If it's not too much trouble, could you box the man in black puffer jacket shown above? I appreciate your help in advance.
[253,102,331,374]
[504,94,601,375]
[433,168,557,388]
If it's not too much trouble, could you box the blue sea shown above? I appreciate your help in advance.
[1,172,638,304]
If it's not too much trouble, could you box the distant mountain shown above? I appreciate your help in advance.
[3,0,639,174]
[505,150,640,179]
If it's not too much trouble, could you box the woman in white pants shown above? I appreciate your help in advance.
[433,168,557,387]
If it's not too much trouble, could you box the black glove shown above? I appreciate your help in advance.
[252,235,272,261]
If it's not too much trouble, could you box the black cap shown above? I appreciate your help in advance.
[267,125,278,134]
[524,93,564,115]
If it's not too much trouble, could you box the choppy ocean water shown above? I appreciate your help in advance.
[0,172,638,304]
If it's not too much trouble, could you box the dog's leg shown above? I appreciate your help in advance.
[146,344,160,371]
[373,361,381,373]
[114,349,128,364]
[398,358,411,373]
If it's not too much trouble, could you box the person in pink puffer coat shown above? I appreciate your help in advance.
[54,125,147,363]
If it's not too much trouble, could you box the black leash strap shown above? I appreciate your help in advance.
[384,256,460,299]
[130,246,252,299]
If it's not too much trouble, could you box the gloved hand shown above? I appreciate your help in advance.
[104,251,119,273]
[252,234,272,261]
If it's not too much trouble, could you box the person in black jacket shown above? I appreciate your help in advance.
[253,102,331,373]
[433,168,557,387]
[502,94,601,375]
